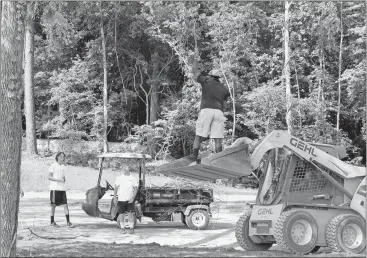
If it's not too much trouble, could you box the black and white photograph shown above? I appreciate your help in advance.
[0,1,366,257]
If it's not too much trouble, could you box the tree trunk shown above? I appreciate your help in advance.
[219,58,236,143]
[100,15,108,153]
[336,2,343,139]
[0,2,25,257]
[317,49,323,104]
[284,1,294,135]
[231,83,236,143]
[149,50,160,124]
[145,93,149,125]
[294,63,302,128]
[24,2,37,154]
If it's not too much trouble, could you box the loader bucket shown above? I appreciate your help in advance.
[156,142,253,181]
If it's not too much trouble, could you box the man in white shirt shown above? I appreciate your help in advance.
[113,170,138,232]
[48,152,74,227]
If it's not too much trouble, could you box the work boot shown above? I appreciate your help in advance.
[188,158,201,166]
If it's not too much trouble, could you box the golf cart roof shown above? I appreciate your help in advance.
[97,152,152,160]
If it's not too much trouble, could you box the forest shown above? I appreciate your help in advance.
[0,2,366,257]
[22,1,366,163]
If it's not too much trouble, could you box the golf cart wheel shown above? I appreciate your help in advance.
[185,209,209,230]
[235,211,273,251]
[326,214,366,254]
[274,210,318,254]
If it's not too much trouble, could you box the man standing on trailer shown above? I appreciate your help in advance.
[191,48,231,164]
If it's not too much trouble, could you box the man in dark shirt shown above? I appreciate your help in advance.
[192,54,230,164]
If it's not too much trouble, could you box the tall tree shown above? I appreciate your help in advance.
[24,2,37,154]
[149,50,160,124]
[0,2,25,256]
[100,2,108,152]
[336,2,343,136]
[284,1,294,135]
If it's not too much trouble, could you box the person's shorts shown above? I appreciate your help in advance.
[117,201,134,214]
[50,190,67,206]
[196,108,226,139]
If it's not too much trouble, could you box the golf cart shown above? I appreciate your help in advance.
[82,152,214,230]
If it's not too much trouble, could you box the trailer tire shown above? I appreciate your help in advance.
[274,210,318,254]
[185,209,209,230]
[326,214,366,254]
[235,211,273,251]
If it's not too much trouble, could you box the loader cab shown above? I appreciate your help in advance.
[256,148,291,205]
[256,146,347,207]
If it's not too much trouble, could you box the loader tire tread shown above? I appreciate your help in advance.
[235,211,272,251]
[326,214,366,254]
[274,210,295,254]
[325,214,344,252]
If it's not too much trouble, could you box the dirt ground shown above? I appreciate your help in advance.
[16,193,362,257]
[16,155,363,257]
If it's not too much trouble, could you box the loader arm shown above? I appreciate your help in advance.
[251,130,365,180]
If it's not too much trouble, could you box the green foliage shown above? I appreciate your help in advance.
[26,1,365,165]
[45,58,101,140]
[341,61,366,113]
[239,82,287,137]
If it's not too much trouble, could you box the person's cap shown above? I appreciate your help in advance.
[209,69,221,77]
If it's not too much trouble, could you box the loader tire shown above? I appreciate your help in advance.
[274,210,318,254]
[326,214,366,254]
[235,211,273,251]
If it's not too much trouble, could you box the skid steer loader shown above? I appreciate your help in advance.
[235,130,366,254]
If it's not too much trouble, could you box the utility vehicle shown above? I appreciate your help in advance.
[82,153,214,230]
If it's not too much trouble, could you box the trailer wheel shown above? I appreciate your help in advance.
[235,211,273,251]
[326,214,366,254]
[274,210,318,254]
[185,209,209,230]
